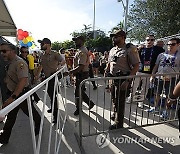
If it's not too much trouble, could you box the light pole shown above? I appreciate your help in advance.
[93,0,96,39]
[118,0,129,32]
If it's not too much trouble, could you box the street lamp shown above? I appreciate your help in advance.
[93,0,96,39]
[117,0,129,32]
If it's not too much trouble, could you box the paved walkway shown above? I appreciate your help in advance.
[0,78,180,154]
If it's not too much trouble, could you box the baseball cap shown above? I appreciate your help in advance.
[38,38,51,45]
[72,35,85,42]
[110,29,126,38]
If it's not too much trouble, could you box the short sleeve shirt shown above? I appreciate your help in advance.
[40,51,64,77]
[5,55,29,92]
[74,46,89,72]
[109,44,140,76]
[155,51,180,74]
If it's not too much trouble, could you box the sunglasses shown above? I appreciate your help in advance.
[167,43,177,46]
[146,39,155,42]
[0,49,10,53]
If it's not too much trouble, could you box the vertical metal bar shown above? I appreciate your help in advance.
[102,79,106,132]
[128,76,135,127]
[27,96,37,154]
[53,76,58,152]
[79,81,83,147]
[88,80,91,135]
[95,79,98,134]
[37,81,48,154]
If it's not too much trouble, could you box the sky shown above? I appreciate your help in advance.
[4,0,134,44]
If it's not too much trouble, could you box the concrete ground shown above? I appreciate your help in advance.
[0,77,180,154]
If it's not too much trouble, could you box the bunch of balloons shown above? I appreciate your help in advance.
[17,29,35,48]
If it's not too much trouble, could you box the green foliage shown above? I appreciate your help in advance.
[128,0,180,42]
[85,36,112,52]
[52,24,112,52]
[109,21,124,34]
[51,41,62,51]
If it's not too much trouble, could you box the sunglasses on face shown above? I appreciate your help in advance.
[167,43,177,46]
[0,49,10,53]
[146,39,155,42]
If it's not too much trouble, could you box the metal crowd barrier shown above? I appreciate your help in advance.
[76,72,180,151]
[0,67,67,154]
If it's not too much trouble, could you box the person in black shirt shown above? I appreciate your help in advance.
[135,34,164,108]
[19,46,41,104]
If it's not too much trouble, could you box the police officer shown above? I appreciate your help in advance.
[35,38,65,123]
[105,30,140,130]
[0,43,41,144]
[64,36,95,116]
[0,53,8,104]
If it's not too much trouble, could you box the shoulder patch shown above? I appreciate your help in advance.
[132,47,138,53]
[80,52,84,56]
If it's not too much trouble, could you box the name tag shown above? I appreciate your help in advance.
[144,61,150,72]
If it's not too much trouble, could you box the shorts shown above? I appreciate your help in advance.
[154,78,176,96]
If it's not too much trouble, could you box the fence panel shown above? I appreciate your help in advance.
[0,67,67,154]
[77,73,180,149]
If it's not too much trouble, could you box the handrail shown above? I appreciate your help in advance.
[0,67,64,117]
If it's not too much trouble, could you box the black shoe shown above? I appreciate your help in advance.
[35,127,40,136]
[52,117,57,124]
[74,109,79,116]
[52,119,57,124]
[111,113,115,121]
[89,101,95,110]
[0,133,9,144]
[109,123,123,130]
[93,86,97,90]
[47,109,52,113]
[83,87,86,91]
[105,85,109,89]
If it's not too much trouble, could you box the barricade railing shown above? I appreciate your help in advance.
[77,72,180,151]
[0,67,67,154]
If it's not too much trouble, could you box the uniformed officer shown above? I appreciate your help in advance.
[0,43,41,144]
[0,53,8,104]
[35,38,65,123]
[105,30,140,130]
[64,36,95,116]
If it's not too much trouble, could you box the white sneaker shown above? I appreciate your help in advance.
[126,95,132,103]
[146,107,159,113]
[138,102,143,108]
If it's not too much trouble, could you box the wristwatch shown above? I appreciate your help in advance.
[11,94,17,100]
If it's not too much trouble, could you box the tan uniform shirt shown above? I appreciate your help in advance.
[40,50,64,77]
[109,44,140,76]
[74,46,89,72]
[5,55,29,92]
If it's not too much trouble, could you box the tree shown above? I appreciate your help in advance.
[109,21,124,34]
[51,41,62,51]
[128,0,180,42]
[71,25,112,52]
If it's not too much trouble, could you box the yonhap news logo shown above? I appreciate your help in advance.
[96,133,176,148]
[96,133,110,148]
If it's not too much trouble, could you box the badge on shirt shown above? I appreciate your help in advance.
[18,63,24,69]
[143,61,150,72]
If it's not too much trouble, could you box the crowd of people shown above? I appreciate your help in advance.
[0,29,180,144]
